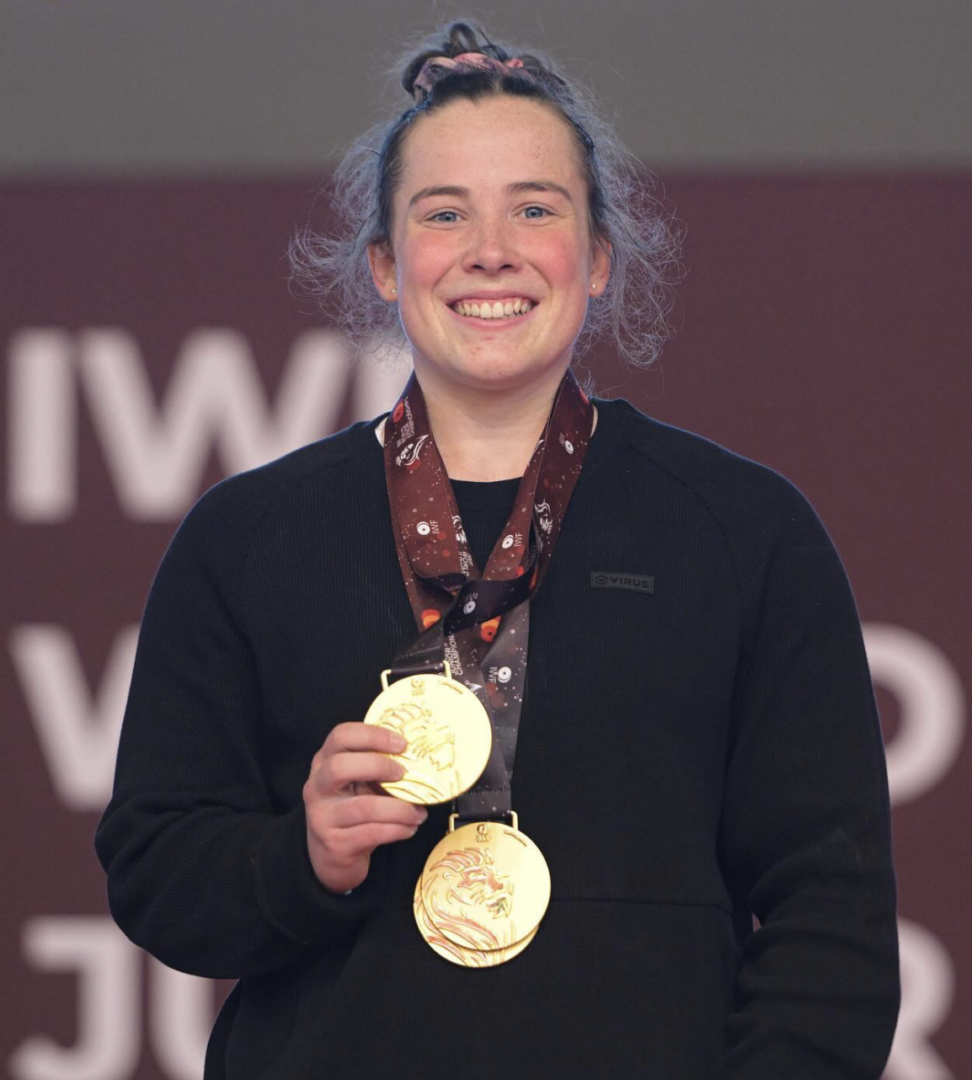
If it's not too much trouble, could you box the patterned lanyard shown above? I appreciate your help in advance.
[382,367,593,818]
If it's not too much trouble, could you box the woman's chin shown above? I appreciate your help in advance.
[414,346,571,395]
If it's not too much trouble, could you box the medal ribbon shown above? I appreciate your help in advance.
[382,367,593,818]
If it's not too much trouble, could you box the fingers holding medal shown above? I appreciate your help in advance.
[303,721,429,895]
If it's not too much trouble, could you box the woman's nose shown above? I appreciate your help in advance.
[463,218,520,274]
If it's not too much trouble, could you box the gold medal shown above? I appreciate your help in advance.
[413,812,550,963]
[363,663,492,805]
[413,874,539,967]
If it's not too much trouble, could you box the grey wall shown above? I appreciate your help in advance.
[1,0,970,179]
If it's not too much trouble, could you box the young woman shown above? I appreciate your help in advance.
[97,21,899,1079]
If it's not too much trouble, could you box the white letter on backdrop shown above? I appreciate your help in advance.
[7,330,76,522]
[149,960,216,1080]
[884,918,955,1080]
[863,623,965,807]
[77,328,350,518]
[10,625,138,811]
[9,917,140,1080]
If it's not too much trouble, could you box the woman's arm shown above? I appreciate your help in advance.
[714,491,900,1079]
[94,482,389,980]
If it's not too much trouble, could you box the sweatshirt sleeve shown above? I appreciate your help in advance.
[94,480,388,979]
[712,486,900,1079]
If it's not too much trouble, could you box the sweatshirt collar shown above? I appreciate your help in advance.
[357,394,630,482]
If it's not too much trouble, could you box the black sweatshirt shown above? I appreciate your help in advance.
[95,395,899,1079]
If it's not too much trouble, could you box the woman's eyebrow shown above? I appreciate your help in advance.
[407,179,574,210]
[508,180,573,202]
[408,185,468,209]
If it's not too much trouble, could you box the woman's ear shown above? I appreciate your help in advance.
[367,241,398,302]
[590,235,613,293]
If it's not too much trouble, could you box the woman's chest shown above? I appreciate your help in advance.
[246,507,741,809]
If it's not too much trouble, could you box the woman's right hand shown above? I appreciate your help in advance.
[302,722,428,894]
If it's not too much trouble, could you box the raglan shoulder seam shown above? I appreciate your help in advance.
[609,402,813,644]
[184,422,382,631]
[619,425,748,618]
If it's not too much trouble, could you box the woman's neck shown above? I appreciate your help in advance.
[410,364,594,481]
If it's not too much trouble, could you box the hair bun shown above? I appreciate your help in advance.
[401,21,564,101]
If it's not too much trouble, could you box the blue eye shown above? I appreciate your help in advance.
[429,210,459,223]
[523,206,550,219]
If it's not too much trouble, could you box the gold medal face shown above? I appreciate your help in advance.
[412,874,539,967]
[363,671,492,805]
[416,820,551,954]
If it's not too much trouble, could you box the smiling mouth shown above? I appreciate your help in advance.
[448,299,538,324]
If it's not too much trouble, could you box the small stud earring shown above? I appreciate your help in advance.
[391,286,397,294]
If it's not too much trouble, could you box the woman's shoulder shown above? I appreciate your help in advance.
[597,396,832,551]
[170,417,384,554]
[603,396,811,499]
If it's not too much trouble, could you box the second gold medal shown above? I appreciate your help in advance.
[412,812,551,966]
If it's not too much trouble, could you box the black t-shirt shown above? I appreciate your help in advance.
[451,475,522,571]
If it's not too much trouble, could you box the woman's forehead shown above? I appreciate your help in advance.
[400,97,582,191]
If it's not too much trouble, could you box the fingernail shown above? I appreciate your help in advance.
[390,734,407,752]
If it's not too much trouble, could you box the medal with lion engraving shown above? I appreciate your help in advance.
[413,812,551,961]
[412,873,539,967]
[363,663,492,806]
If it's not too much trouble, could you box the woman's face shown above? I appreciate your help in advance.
[368,95,611,396]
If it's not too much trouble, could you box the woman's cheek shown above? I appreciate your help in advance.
[534,230,589,288]
[407,233,460,288]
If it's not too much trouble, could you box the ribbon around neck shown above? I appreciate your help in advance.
[382,368,593,817]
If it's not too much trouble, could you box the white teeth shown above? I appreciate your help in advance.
[452,297,535,319]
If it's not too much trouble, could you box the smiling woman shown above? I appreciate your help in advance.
[289,21,680,375]
[97,18,899,1080]
[290,21,678,479]
[364,92,616,478]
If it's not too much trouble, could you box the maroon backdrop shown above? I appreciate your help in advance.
[2,175,968,1079]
